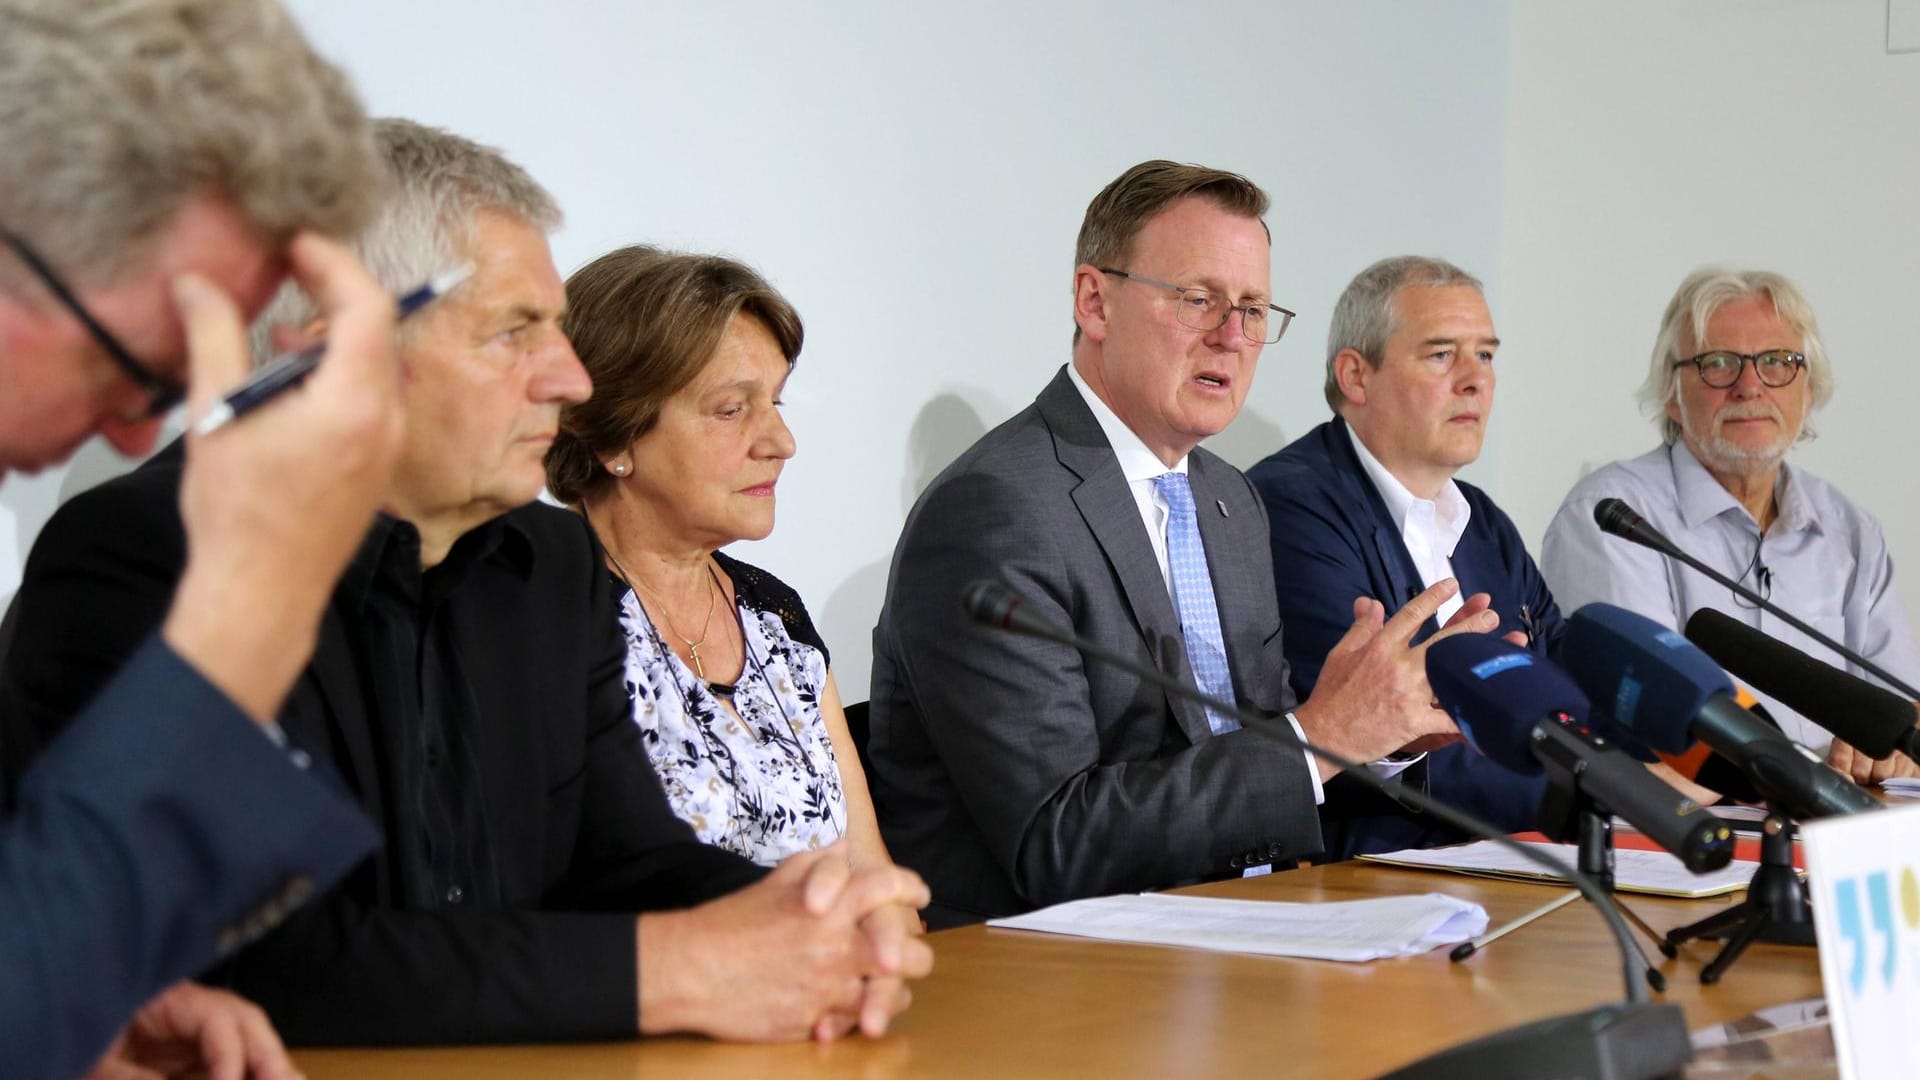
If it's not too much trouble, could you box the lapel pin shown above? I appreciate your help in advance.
[1216,499,1229,518]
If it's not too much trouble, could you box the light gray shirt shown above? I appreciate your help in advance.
[1541,440,1920,753]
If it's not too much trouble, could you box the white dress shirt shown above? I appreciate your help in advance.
[1345,424,1473,627]
[1342,424,1470,778]
[1068,362,1324,811]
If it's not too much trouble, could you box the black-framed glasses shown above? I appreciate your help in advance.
[1098,267,1295,345]
[1,226,185,419]
[1673,349,1805,390]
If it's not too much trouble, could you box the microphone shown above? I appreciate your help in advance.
[1426,634,1733,873]
[1685,608,1920,763]
[1592,497,1681,558]
[1560,603,1880,821]
[1592,497,1920,700]
[963,579,1692,1080]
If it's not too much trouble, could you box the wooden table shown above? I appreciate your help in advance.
[293,861,1825,1078]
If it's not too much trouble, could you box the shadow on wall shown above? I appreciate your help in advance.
[818,392,992,699]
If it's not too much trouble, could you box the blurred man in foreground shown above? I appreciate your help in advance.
[0,0,400,1075]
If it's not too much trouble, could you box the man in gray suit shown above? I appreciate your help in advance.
[869,161,1489,927]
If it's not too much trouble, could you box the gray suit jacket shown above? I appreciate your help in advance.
[869,367,1321,926]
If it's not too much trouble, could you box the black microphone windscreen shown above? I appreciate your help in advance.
[1685,608,1915,760]
[962,579,1022,630]
[1593,497,1638,537]
[1591,497,1681,558]
[1426,634,1588,776]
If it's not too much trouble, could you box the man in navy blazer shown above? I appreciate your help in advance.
[1248,256,1554,858]
[0,2,400,1076]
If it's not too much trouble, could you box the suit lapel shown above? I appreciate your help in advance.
[1038,371,1213,745]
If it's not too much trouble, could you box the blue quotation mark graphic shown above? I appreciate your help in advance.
[1830,868,1920,995]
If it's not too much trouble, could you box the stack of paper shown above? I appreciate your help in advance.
[987,891,1487,962]
[1360,839,1757,898]
[1880,777,1920,800]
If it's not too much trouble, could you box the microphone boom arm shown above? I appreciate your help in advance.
[1595,498,1920,700]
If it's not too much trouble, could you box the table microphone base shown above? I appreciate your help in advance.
[1662,814,1813,984]
[1379,1002,1691,1080]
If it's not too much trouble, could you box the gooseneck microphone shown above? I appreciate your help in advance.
[963,580,1692,1079]
[1425,633,1733,873]
[1593,497,1920,701]
[1560,604,1880,821]
[1684,608,1920,763]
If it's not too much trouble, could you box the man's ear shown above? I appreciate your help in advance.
[1333,347,1372,407]
[1072,265,1110,344]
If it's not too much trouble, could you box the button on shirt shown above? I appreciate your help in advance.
[1543,441,1920,753]
[347,515,509,913]
[1067,363,1324,807]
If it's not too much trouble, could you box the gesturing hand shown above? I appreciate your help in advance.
[163,232,401,725]
[1293,579,1498,779]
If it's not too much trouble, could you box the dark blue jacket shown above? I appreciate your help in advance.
[1247,418,1560,857]
[0,637,377,1080]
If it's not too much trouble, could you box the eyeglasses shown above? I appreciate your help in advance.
[1,226,185,419]
[1673,349,1806,390]
[1098,267,1295,345]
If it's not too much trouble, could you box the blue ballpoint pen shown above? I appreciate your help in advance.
[193,264,473,435]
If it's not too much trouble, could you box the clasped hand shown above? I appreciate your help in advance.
[638,845,933,1042]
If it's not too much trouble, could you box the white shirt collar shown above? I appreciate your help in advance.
[1344,421,1470,558]
[1068,361,1187,480]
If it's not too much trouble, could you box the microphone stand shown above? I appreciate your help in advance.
[1451,794,1670,994]
[968,584,1692,1080]
[1599,501,1920,700]
[1661,808,1813,984]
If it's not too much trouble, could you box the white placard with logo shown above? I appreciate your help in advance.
[1803,803,1920,1078]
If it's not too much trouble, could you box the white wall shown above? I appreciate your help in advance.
[2,1,1510,696]
[1497,0,1920,619]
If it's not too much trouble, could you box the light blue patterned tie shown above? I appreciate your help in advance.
[1153,472,1239,734]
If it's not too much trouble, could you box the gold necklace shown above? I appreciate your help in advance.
[607,550,720,680]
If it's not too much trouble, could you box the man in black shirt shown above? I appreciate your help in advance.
[1,118,930,1046]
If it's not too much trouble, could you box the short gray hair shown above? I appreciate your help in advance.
[1323,255,1482,410]
[251,117,561,362]
[1640,267,1834,444]
[0,0,378,293]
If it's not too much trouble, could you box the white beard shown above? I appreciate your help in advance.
[1679,398,1795,478]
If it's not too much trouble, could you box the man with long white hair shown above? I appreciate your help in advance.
[1543,267,1920,784]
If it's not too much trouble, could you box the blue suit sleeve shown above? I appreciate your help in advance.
[0,635,377,1080]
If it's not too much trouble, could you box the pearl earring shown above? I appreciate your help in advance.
[610,461,629,476]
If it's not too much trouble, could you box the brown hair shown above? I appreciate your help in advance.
[546,245,803,505]
[1072,160,1269,341]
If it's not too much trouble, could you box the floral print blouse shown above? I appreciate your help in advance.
[614,553,846,865]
